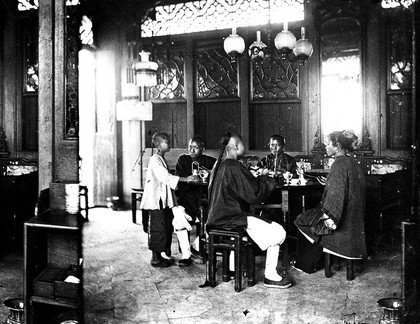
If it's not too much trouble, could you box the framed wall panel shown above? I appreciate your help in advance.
[194,101,241,149]
[145,102,187,148]
[250,102,302,151]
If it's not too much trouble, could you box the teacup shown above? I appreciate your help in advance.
[290,179,299,185]
[199,170,209,182]
[282,171,292,184]
[299,178,307,185]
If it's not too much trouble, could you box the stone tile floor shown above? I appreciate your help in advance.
[82,208,403,324]
[0,207,404,324]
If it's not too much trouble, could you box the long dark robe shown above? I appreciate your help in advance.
[175,154,216,220]
[206,159,276,231]
[295,155,367,259]
[259,152,297,174]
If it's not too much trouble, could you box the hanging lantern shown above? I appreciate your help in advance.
[274,21,297,61]
[249,31,267,64]
[223,27,245,62]
[293,27,313,65]
[134,51,158,87]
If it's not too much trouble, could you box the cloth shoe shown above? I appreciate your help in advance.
[160,252,175,264]
[150,251,160,266]
[178,258,192,267]
[263,276,292,289]
[152,259,172,268]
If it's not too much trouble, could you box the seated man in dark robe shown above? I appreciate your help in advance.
[258,134,297,176]
[206,133,292,289]
[293,130,367,274]
[176,136,216,253]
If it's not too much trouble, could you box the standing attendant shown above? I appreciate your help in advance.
[206,133,292,288]
[259,135,297,175]
[140,132,196,268]
[293,130,367,273]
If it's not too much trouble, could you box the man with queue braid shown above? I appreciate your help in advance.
[206,132,293,288]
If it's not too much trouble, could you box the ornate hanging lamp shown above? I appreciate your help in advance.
[293,27,314,65]
[223,27,245,62]
[274,21,297,61]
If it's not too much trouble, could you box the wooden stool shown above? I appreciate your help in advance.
[131,188,144,223]
[250,203,292,269]
[208,229,255,292]
[324,253,354,281]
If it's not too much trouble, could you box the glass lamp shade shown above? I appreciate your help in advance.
[248,31,267,63]
[293,39,313,65]
[274,30,296,54]
[223,27,245,59]
[134,51,158,87]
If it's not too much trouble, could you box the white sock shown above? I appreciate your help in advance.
[160,252,173,260]
[191,236,199,252]
[229,251,235,272]
[264,245,282,281]
[176,229,191,259]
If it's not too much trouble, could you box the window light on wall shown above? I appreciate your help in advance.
[17,0,80,11]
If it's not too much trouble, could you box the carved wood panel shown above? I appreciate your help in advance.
[387,93,411,149]
[250,102,302,151]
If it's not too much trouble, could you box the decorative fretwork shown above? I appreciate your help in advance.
[196,49,238,99]
[149,47,185,100]
[142,0,304,37]
[381,0,415,9]
[252,51,299,100]
[388,15,412,91]
[357,126,373,152]
[313,0,367,31]
[311,126,326,154]
[79,15,94,46]
[65,5,81,139]
[23,16,38,92]
[17,0,80,11]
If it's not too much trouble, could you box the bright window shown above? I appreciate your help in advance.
[321,55,363,140]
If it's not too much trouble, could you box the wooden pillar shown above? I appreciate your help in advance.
[38,0,55,190]
[185,38,194,138]
[39,0,79,191]
[239,54,250,150]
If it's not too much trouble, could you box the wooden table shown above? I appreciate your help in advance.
[264,180,324,234]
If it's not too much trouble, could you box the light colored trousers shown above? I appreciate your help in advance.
[246,216,286,250]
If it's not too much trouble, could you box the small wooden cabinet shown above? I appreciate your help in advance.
[365,169,411,247]
[24,211,83,324]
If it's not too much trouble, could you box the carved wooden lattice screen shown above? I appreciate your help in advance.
[194,45,241,148]
[149,46,185,100]
[252,51,299,100]
[145,45,187,148]
[196,48,239,99]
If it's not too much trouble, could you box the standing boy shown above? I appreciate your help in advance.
[140,132,195,268]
